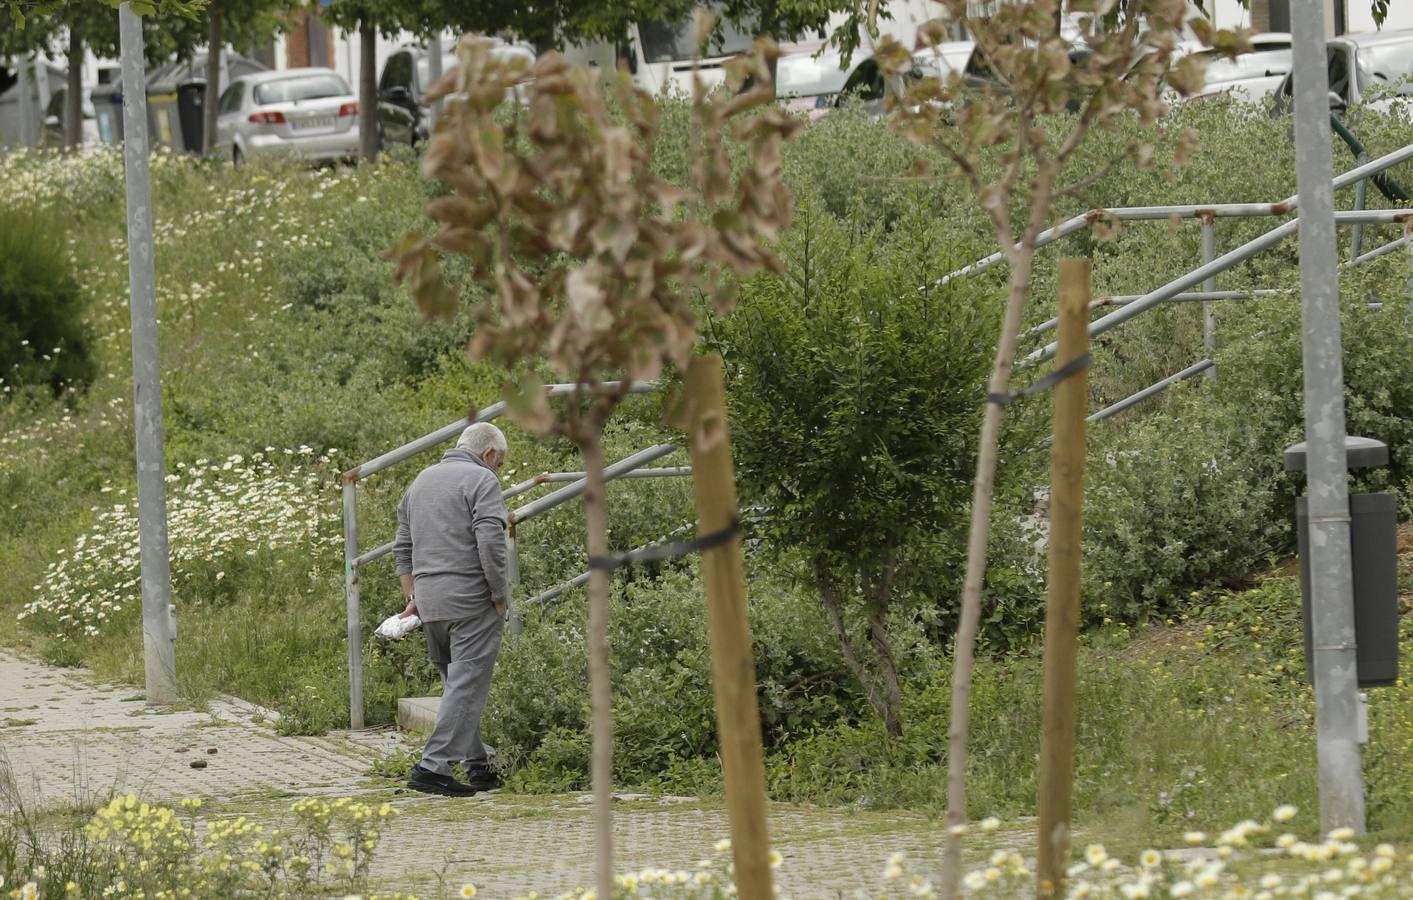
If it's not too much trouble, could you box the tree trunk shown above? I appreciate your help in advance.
[939,245,1039,899]
[359,21,379,163]
[580,434,615,900]
[66,26,84,149]
[866,563,902,738]
[203,7,223,157]
[815,559,891,730]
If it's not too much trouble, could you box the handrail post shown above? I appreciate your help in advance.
[1200,213,1217,379]
[1405,220,1413,307]
[506,526,523,637]
[343,478,364,730]
[1351,169,1369,260]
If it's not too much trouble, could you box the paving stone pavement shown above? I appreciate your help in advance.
[0,652,1003,898]
[0,652,398,810]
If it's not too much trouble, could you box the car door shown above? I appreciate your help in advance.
[214,81,244,159]
[377,51,417,146]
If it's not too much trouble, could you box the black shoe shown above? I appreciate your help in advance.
[407,764,478,797]
[463,766,502,791]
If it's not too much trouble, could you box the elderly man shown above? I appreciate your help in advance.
[394,421,510,797]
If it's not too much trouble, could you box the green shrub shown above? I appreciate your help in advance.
[0,205,96,397]
[1082,394,1288,620]
[713,198,1047,731]
[485,560,850,793]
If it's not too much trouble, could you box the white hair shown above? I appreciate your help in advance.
[457,422,508,458]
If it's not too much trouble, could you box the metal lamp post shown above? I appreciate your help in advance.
[120,3,178,704]
[1289,0,1366,834]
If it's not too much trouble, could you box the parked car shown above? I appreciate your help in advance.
[377,38,535,148]
[213,68,360,166]
[1272,29,1413,115]
[1184,33,1292,104]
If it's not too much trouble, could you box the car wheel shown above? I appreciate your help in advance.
[233,146,244,168]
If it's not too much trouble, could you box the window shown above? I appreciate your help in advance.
[380,52,413,93]
[416,52,458,90]
[217,81,244,114]
[1328,46,1352,103]
[253,74,350,105]
[639,4,757,64]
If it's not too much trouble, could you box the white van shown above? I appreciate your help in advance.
[564,0,947,99]
[563,4,756,95]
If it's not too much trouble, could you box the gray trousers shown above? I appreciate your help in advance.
[419,606,504,777]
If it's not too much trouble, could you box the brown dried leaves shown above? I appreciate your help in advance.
[395,35,800,413]
[884,0,1253,177]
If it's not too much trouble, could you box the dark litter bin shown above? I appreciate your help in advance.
[1285,436,1400,689]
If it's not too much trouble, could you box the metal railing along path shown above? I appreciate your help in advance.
[339,381,693,729]
[1086,360,1216,423]
[940,142,1413,430]
[1026,208,1413,367]
[938,141,1413,291]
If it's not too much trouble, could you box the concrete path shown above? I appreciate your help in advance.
[0,652,1002,898]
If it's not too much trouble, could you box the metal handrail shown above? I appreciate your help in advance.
[938,141,1413,288]
[342,381,659,483]
[1086,360,1216,423]
[509,444,682,525]
[502,466,691,500]
[1026,209,1413,366]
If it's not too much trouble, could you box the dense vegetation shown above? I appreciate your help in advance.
[2,95,1412,845]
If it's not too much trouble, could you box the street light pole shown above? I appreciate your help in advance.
[119,2,178,705]
[1289,0,1365,834]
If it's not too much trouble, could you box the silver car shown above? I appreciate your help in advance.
[214,68,361,165]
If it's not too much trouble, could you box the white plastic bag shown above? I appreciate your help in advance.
[375,612,421,640]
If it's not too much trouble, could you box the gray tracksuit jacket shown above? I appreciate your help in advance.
[393,448,509,623]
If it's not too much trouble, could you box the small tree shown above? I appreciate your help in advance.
[394,33,797,899]
[716,201,1031,736]
[868,1,1250,894]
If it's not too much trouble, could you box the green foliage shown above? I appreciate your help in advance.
[5,90,1413,847]
[1082,229,1413,619]
[1081,395,1288,620]
[721,200,1004,572]
[768,577,1413,842]
[485,560,848,792]
[712,196,1044,731]
[0,206,95,397]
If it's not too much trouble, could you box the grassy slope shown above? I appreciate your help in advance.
[1,123,1412,853]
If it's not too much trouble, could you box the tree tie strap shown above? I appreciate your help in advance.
[587,517,741,572]
[987,353,1091,407]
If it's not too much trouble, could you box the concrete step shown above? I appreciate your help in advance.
[397,696,441,733]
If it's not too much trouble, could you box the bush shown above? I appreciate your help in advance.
[0,205,96,397]
[712,196,1048,729]
[1082,395,1288,620]
[485,560,850,793]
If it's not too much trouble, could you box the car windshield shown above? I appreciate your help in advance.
[1357,42,1413,95]
[1200,47,1292,83]
[639,4,756,64]
[253,74,349,105]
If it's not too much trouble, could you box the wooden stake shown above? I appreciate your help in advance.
[1036,258,1091,898]
[680,353,774,900]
